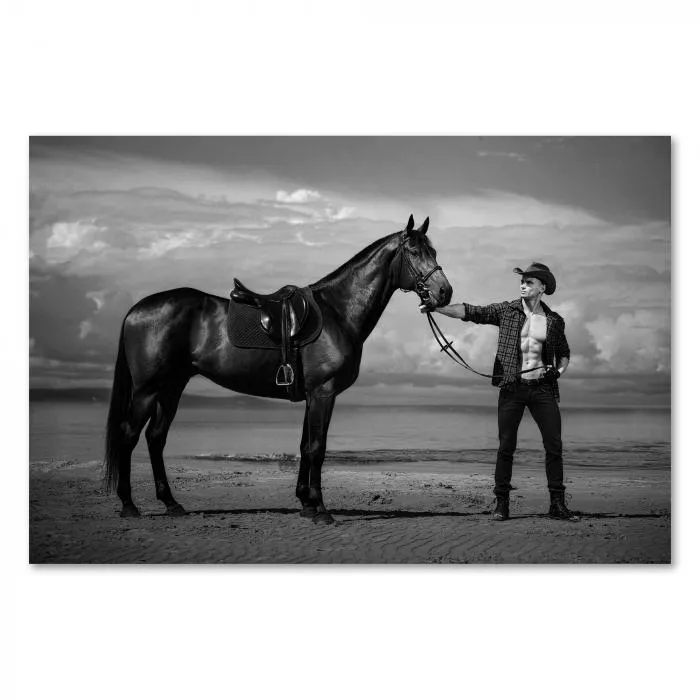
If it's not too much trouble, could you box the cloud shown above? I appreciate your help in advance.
[86,290,106,311]
[276,188,322,204]
[294,231,330,247]
[433,191,604,228]
[269,191,357,225]
[586,309,670,373]
[47,220,107,248]
[30,268,134,366]
[78,319,93,340]
[30,183,361,274]
[29,145,282,203]
[327,205,355,220]
[43,220,111,264]
[29,187,291,273]
[28,145,670,403]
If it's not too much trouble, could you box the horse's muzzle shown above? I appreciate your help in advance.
[441,284,453,306]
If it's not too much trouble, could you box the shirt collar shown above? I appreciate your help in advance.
[509,298,552,316]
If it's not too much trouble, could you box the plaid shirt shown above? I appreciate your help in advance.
[462,299,571,401]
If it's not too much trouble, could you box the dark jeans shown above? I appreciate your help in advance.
[494,382,564,495]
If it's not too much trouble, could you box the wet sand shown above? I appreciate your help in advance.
[29,458,671,564]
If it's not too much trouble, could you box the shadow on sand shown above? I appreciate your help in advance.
[142,507,670,521]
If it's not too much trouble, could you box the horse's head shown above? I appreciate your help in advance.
[397,214,453,309]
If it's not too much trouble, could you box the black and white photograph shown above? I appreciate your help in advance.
[29,135,671,564]
[10,4,700,700]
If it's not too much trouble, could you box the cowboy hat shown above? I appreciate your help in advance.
[513,262,556,295]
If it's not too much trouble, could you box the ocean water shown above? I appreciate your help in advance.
[29,400,671,472]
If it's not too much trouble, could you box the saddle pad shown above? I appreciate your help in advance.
[227,286,323,350]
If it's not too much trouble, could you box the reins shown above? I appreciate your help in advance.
[423,310,546,380]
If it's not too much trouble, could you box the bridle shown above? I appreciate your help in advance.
[397,233,443,308]
[396,232,546,380]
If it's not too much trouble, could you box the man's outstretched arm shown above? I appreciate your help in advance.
[422,302,502,326]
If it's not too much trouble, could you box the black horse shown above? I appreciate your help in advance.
[104,215,453,523]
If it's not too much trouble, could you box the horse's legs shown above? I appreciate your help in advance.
[145,380,188,516]
[117,389,157,517]
[302,388,336,525]
[295,403,317,517]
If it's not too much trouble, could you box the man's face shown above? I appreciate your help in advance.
[520,276,546,300]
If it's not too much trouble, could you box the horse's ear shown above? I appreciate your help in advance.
[405,214,414,232]
[417,216,430,236]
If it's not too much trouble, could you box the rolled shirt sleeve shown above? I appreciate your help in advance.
[462,302,505,326]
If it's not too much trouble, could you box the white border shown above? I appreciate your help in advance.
[8,3,698,698]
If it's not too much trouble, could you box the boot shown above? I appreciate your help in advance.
[492,494,509,521]
[549,492,579,521]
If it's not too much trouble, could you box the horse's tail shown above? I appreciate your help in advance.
[104,322,132,492]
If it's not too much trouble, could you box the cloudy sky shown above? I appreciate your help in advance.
[29,136,670,407]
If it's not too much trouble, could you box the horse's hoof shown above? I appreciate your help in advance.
[300,506,318,518]
[312,512,335,525]
[166,503,187,517]
[120,504,141,518]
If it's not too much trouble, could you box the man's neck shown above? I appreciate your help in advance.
[522,297,543,315]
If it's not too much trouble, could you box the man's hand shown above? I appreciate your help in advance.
[542,365,561,383]
[422,303,466,319]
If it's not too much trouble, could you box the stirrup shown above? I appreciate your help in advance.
[275,364,295,386]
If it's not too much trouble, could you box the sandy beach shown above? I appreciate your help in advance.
[29,456,670,564]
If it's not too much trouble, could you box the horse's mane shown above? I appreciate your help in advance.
[311,230,434,289]
[311,231,397,288]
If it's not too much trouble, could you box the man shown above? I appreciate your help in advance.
[423,262,578,522]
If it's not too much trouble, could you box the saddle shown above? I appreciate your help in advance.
[231,279,309,341]
[228,279,323,396]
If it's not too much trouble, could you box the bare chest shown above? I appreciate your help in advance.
[521,313,547,343]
